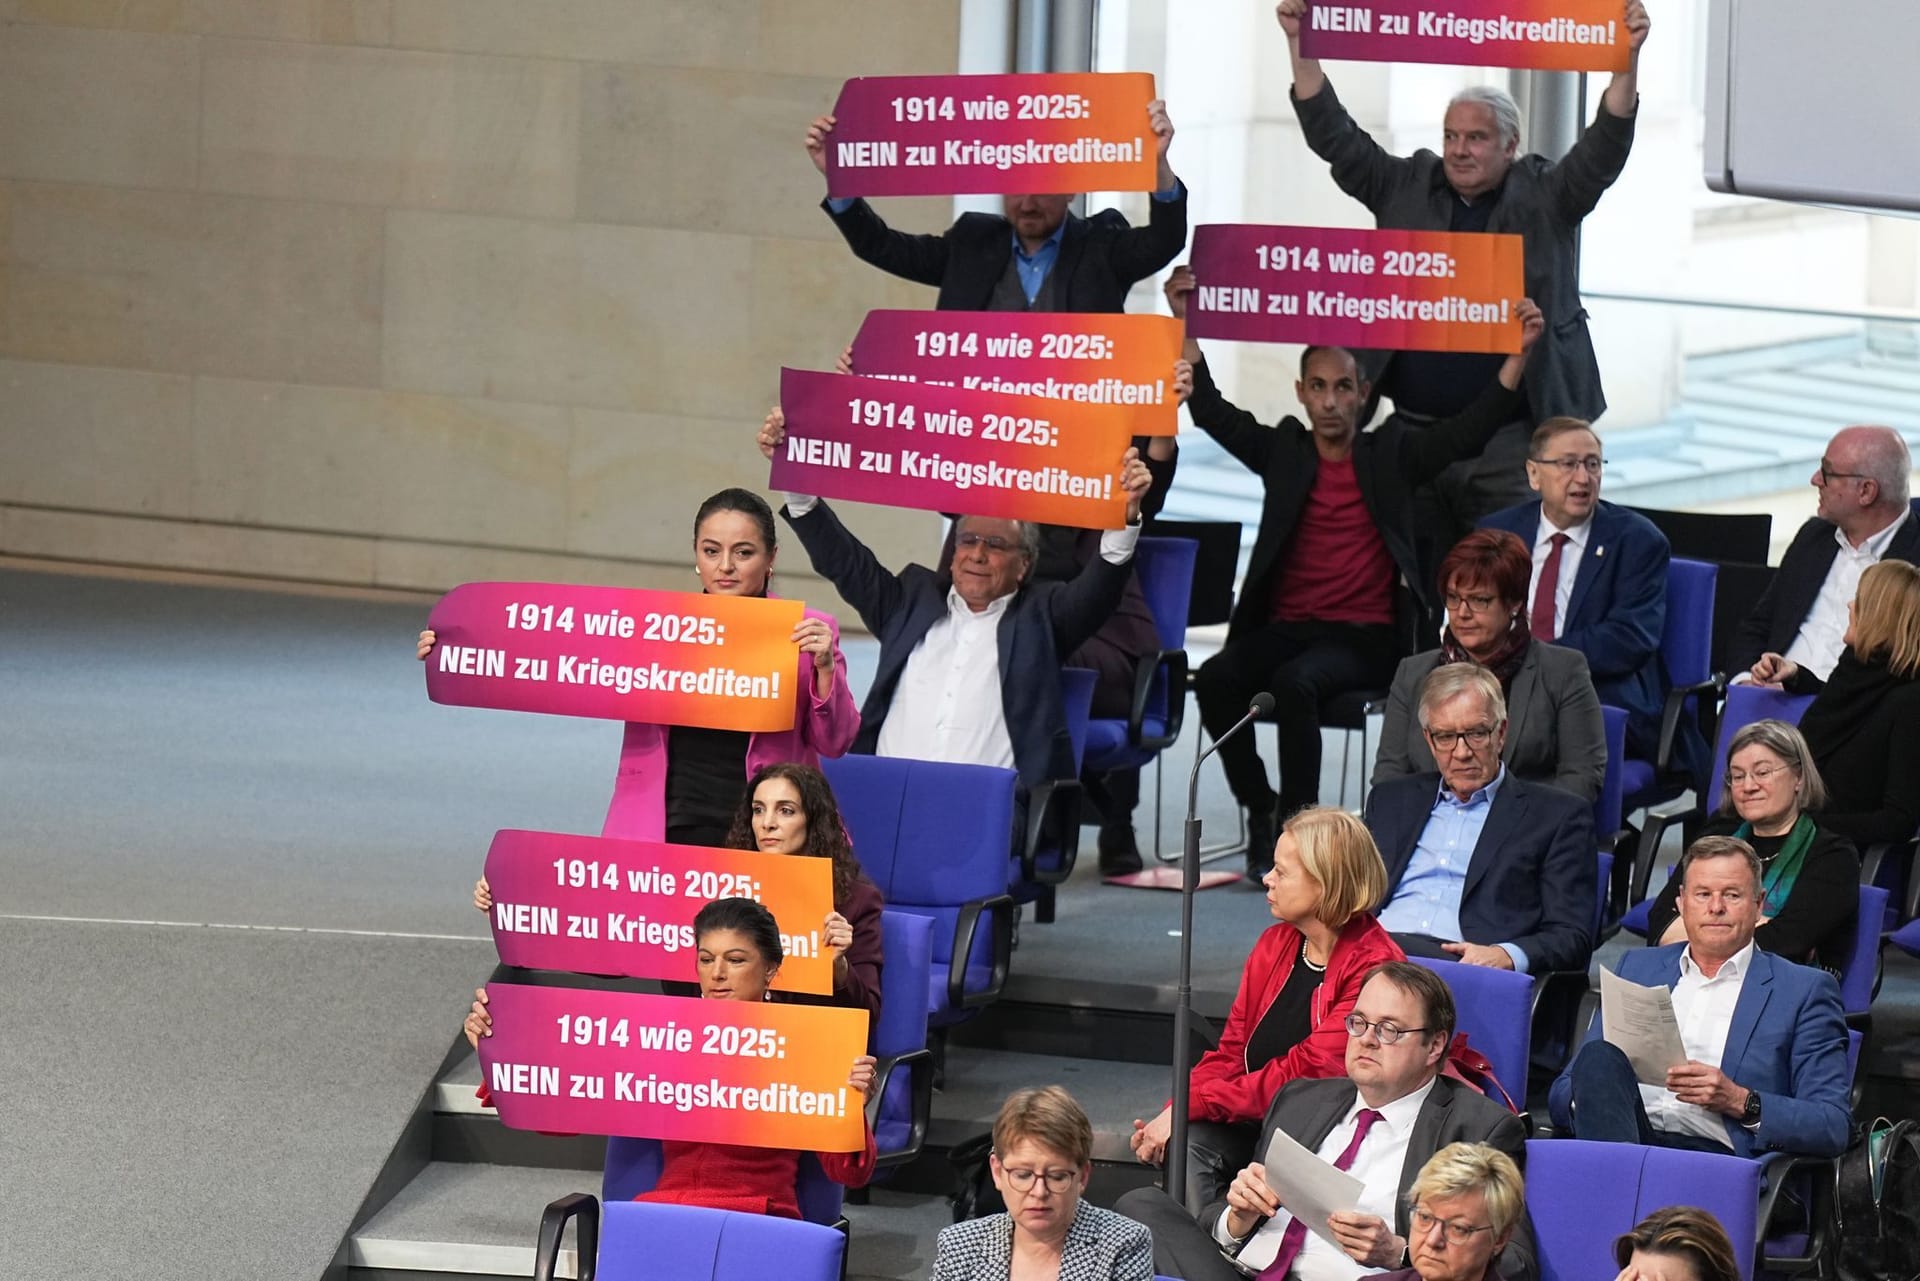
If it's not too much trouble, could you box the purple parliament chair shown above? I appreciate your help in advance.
[1525,1139,1763,1281]
[534,1196,844,1281]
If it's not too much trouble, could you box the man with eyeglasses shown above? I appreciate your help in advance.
[1482,416,1693,773]
[1731,424,1917,681]
[1117,962,1536,1281]
[1549,836,1850,1159]
[1365,664,1595,976]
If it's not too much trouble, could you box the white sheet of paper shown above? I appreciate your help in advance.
[1260,1123,1367,1249]
[1600,966,1689,1085]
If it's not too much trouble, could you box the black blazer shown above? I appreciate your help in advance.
[783,500,1130,792]
[1728,513,1920,674]
[1201,1075,1536,1281]
[1185,360,1525,638]
[1364,772,1596,974]
[822,188,1187,314]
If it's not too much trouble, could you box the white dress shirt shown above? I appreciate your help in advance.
[1215,1078,1437,1280]
[1528,513,1592,639]
[1637,941,1755,1147]
[1783,509,1912,679]
[875,587,1018,768]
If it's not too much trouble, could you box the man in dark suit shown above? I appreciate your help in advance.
[1116,961,1537,1281]
[1367,665,1595,976]
[759,411,1150,810]
[1170,267,1542,879]
[1731,425,1917,680]
[1550,836,1851,1158]
[1481,418,1674,764]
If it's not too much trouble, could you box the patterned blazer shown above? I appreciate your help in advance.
[931,1202,1153,1281]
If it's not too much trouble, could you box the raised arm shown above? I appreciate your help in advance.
[807,113,953,287]
[1106,99,1190,282]
[1165,267,1277,475]
[1046,450,1153,656]
[1280,1,1414,213]
[1544,5,1646,223]
[761,408,909,632]
[1399,300,1540,484]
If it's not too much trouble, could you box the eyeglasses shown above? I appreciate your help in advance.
[1426,725,1496,751]
[1725,763,1792,788]
[1410,1206,1497,1245]
[1816,462,1871,486]
[997,1164,1078,1193]
[1444,592,1499,615]
[1529,455,1606,476]
[1343,1014,1430,1044]
[955,532,1020,554]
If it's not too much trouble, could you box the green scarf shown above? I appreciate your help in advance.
[1733,813,1817,917]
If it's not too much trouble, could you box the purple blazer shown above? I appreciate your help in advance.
[599,605,860,841]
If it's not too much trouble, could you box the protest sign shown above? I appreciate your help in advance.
[478,982,869,1151]
[825,72,1159,198]
[1186,223,1523,353]
[485,829,836,995]
[850,310,1184,437]
[1298,0,1630,73]
[425,584,803,731]
[771,367,1134,529]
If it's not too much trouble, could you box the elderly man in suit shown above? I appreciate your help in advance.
[1731,425,1918,681]
[1480,417,1680,768]
[1366,665,1595,975]
[1117,961,1537,1281]
[1550,835,1852,1158]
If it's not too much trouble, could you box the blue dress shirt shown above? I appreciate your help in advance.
[1377,766,1531,972]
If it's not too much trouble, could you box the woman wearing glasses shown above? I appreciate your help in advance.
[1374,528,1607,802]
[1749,558,1920,850]
[1643,720,1858,971]
[1128,807,1400,1212]
[932,1086,1153,1281]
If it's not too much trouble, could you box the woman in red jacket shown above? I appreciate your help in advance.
[1128,806,1401,1212]
[465,896,876,1219]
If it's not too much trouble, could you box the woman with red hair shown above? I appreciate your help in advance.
[1374,528,1606,802]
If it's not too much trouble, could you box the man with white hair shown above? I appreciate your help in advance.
[1275,0,1650,549]
[1735,424,1918,681]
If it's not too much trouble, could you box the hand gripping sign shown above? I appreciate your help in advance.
[825,72,1159,198]
[478,982,869,1151]
[485,829,837,995]
[1187,223,1524,353]
[850,310,1184,437]
[1298,0,1631,74]
[425,583,803,732]
[771,367,1135,529]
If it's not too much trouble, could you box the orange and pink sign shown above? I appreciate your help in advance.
[1187,223,1524,353]
[478,982,869,1151]
[850,310,1184,437]
[1298,0,1629,73]
[425,583,803,731]
[773,367,1135,529]
[825,72,1159,198]
[485,829,837,994]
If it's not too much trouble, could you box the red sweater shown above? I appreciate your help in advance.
[1187,913,1404,1124]
[638,1130,877,1219]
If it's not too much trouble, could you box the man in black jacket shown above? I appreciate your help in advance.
[1167,267,1541,878]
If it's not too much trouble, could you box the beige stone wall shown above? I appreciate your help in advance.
[0,2,959,613]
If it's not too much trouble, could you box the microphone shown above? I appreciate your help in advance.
[1194,692,1274,769]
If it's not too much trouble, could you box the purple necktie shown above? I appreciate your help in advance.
[1531,532,1570,641]
[1258,1108,1383,1279]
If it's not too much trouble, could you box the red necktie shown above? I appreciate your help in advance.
[1258,1108,1383,1279]
[1531,532,1569,641]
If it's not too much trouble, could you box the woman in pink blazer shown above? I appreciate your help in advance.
[420,488,859,846]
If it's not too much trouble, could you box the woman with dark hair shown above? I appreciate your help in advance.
[465,896,876,1219]
[1750,558,1920,847]
[1374,528,1607,802]
[420,487,858,847]
[1611,1206,1740,1281]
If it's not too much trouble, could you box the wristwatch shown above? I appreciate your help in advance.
[1740,1089,1762,1129]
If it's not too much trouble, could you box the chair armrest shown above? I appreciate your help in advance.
[1655,673,1726,777]
[1629,798,1698,908]
[1756,1149,1838,1272]
[1020,778,1083,885]
[866,1046,935,1168]
[1127,649,1190,750]
[536,1193,599,1281]
[949,893,1016,1011]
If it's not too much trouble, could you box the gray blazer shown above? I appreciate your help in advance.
[1372,643,1606,804]
[1202,1076,1536,1281]
[932,1201,1153,1281]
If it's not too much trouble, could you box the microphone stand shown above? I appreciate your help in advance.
[1166,694,1271,1205]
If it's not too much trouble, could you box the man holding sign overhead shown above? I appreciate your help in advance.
[1277,0,1649,544]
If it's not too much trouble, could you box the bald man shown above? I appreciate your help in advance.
[1731,425,1918,679]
